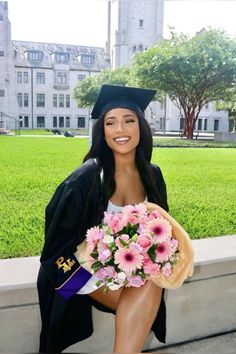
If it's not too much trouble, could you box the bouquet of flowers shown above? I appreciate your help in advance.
[82,202,194,290]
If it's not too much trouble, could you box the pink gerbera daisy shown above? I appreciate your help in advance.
[114,248,143,274]
[155,240,173,263]
[146,218,172,242]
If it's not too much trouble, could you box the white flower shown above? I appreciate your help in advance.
[117,272,126,281]
[103,234,114,244]
[109,283,123,291]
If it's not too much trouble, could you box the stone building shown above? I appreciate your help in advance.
[13,40,109,130]
[107,0,228,134]
[0,0,229,133]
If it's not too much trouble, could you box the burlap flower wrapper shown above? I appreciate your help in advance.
[145,202,194,289]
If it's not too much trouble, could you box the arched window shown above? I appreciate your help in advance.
[133,46,137,53]
[138,45,143,53]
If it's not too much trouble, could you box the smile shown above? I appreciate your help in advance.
[114,136,131,144]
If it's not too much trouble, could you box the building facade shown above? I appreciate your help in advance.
[108,0,229,134]
[0,0,229,133]
[13,40,109,130]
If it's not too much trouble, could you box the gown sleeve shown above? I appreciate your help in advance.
[40,176,92,299]
[152,164,169,212]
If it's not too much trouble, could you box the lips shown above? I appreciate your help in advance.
[114,136,130,144]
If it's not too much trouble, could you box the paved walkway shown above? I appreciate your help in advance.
[153,331,236,354]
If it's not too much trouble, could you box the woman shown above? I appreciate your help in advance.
[37,84,169,353]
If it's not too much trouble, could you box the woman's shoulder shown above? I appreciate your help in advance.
[58,158,99,191]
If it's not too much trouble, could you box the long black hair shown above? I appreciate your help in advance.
[83,110,165,208]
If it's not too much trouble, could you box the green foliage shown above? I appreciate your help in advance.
[74,67,131,108]
[0,137,236,258]
[132,29,236,137]
[215,86,236,117]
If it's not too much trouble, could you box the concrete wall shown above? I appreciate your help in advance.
[215,132,236,142]
[0,235,236,353]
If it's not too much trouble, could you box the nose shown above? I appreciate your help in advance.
[115,121,125,132]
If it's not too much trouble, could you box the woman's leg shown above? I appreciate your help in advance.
[89,285,122,311]
[114,281,162,353]
[89,281,162,353]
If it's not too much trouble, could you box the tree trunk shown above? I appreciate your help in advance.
[184,111,195,139]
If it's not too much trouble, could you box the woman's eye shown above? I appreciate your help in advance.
[105,121,114,126]
[126,119,135,123]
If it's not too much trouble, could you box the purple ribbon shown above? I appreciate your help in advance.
[57,267,92,299]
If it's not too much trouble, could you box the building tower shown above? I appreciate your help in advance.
[108,0,164,68]
[0,1,18,129]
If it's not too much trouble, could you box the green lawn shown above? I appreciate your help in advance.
[0,136,236,258]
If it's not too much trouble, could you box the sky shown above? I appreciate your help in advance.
[6,0,236,47]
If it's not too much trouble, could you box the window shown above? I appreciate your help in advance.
[24,116,29,128]
[19,115,23,128]
[55,52,69,64]
[17,93,22,107]
[37,116,45,128]
[57,72,67,85]
[59,94,64,108]
[133,46,137,53]
[20,115,29,128]
[160,117,165,131]
[53,94,57,107]
[17,72,22,83]
[53,116,57,128]
[180,117,185,130]
[27,50,43,62]
[66,95,70,108]
[138,45,143,53]
[59,116,64,128]
[66,116,70,128]
[23,72,28,84]
[0,90,5,97]
[214,119,219,131]
[77,116,85,128]
[36,93,45,107]
[205,103,209,109]
[36,72,45,84]
[197,119,202,130]
[78,54,94,65]
[24,93,29,107]
[139,19,144,28]
[78,74,86,80]
[204,119,208,131]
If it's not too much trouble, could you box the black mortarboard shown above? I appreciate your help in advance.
[91,84,156,119]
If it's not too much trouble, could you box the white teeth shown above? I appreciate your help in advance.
[115,137,130,142]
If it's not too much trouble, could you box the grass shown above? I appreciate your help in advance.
[0,135,236,258]
[153,137,236,148]
[15,129,89,135]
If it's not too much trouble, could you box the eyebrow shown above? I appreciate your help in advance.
[104,114,137,121]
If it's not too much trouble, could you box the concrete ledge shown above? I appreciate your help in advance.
[0,235,236,353]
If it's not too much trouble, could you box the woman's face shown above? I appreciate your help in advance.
[104,108,140,156]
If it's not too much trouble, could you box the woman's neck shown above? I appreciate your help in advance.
[113,152,137,172]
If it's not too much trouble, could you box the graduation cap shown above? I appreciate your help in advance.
[91,84,156,119]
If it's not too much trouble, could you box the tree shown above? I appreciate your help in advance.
[215,87,236,132]
[74,67,131,108]
[132,29,236,138]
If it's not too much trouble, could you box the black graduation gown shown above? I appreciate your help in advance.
[37,158,169,353]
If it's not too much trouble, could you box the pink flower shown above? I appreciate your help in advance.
[144,262,161,276]
[146,218,172,242]
[98,249,112,262]
[137,234,153,252]
[155,240,173,262]
[148,209,162,220]
[104,212,122,233]
[161,262,172,276]
[171,238,179,252]
[94,267,107,280]
[114,248,143,274]
[143,254,152,266]
[127,275,145,287]
[86,226,104,251]
[104,265,116,278]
